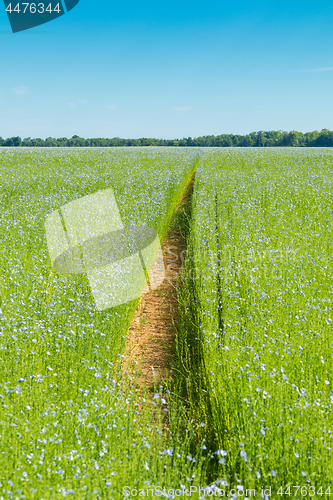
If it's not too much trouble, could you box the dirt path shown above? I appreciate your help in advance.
[123,178,194,391]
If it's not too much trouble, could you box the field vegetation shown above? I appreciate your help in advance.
[177,148,333,490]
[0,147,205,498]
[0,147,332,498]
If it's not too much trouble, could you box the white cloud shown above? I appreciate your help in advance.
[13,86,29,96]
[303,66,333,73]
[107,104,116,110]
[173,106,191,112]
[68,101,87,108]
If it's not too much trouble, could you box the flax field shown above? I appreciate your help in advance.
[177,148,333,493]
[0,147,204,499]
[0,146,332,499]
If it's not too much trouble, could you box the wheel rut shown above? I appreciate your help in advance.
[123,176,194,392]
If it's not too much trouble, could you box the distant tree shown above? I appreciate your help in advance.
[315,129,333,147]
[238,135,253,147]
[249,132,257,144]
[68,136,86,147]
[212,135,223,147]
[138,138,154,146]
[30,138,45,147]
[178,139,186,146]
[191,136,201,146]
[109,137,120,147]
[295,132,307,147]
[256,131,266,147]
[44,137,58,147]
[283,131,304,147]
[1,130,333,148]
[305,130,320,146]
[12,136,22,147]
[4,137,14,146]
[56,137,69,147]
[22,137,32,147]
[264,130,283,147]
[232,135,244,146]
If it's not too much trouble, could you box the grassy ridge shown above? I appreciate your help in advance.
[177,148,333,489]
[0,147,205,498]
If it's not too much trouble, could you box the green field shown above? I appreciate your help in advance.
[177,148,333,491]
[0,147,332,498]
[0,148,205,499]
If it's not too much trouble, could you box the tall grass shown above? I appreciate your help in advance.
[3,146,332,497]
[177,148,333,489]
[0,147,206,498]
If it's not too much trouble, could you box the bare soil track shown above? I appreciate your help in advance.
[123,177,194,392]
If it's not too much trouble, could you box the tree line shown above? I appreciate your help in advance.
[1,129,333,148]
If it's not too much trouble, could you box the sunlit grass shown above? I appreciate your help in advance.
[0,147,206,498]
[177,148,333,489]
[3,146,331,497]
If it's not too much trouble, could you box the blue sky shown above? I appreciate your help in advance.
[1,0,333,139]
